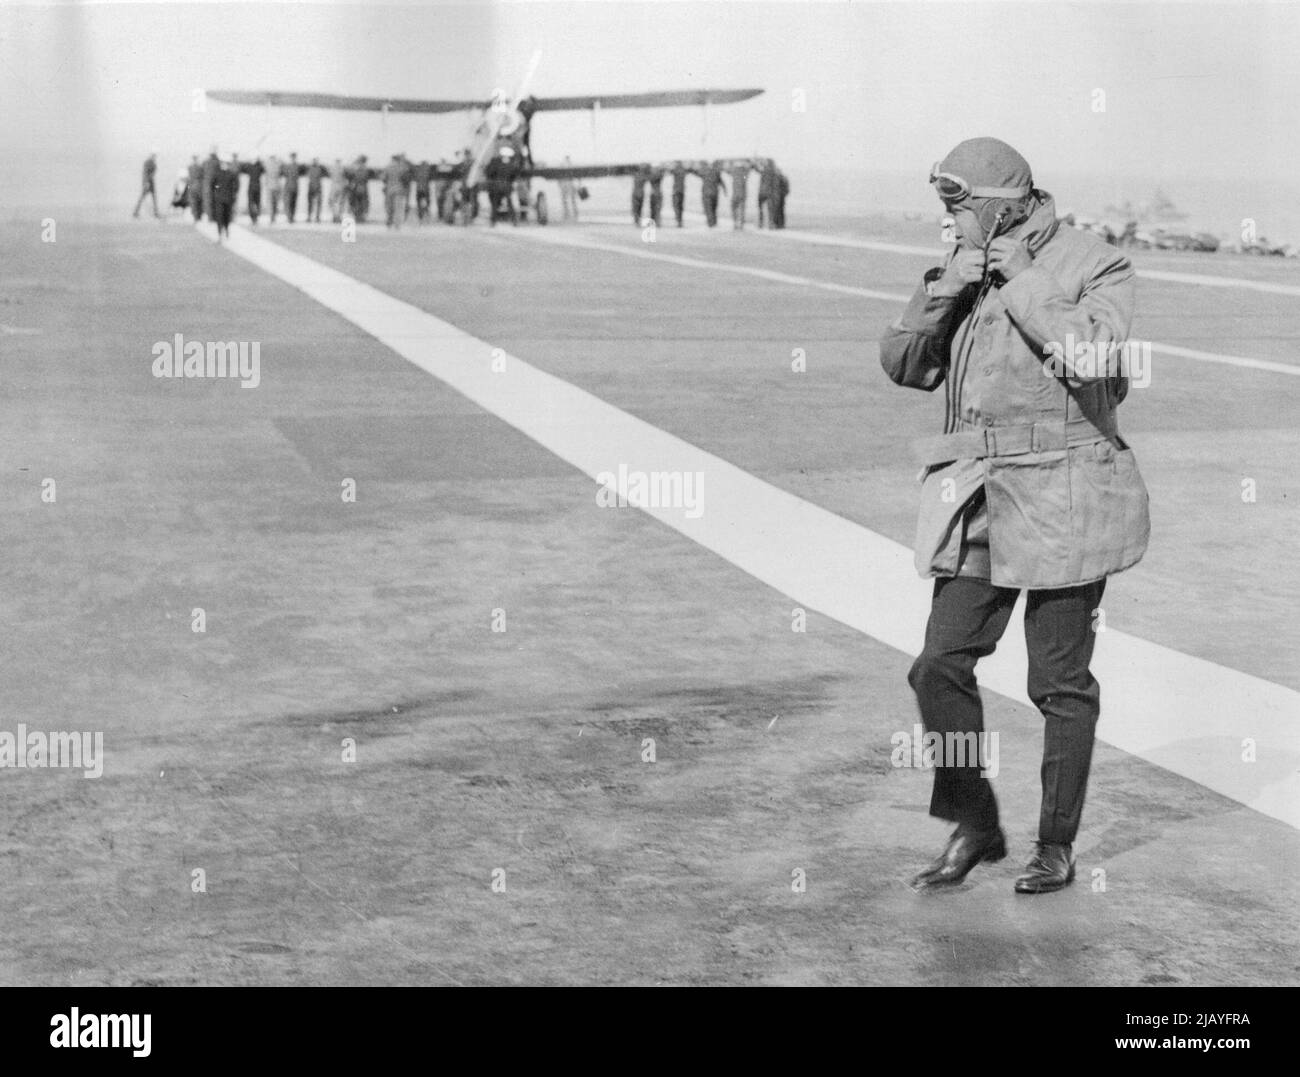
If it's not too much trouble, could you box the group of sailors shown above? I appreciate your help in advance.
[147,148,790,235]
[627,158,789,230]
[164,147,491,236]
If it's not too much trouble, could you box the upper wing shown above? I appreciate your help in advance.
[529,162,644,181]
[206,90,483,113]
[207,88,764,114]
[532,89,763,111]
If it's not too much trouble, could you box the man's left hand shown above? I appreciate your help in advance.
[987,237,1033,282]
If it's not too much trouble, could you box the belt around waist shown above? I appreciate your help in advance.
[912,416,1118,467]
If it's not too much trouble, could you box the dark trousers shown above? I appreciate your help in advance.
[307,187,321,221]
[214,201,233,237]
[908,574,1106,844]
[386,189,406,228]
[284,183,298,222]
[672,190,684,226]
[133,183,159,218]
[702,190,719,226]
[247,188,261,224]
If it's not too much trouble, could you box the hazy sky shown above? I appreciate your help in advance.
[2,0,1296,205]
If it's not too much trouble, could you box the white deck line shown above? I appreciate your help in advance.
[749,225,1300,297]
[504,227,1300,376]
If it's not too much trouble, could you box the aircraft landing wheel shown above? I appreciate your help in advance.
[535,191,548,226]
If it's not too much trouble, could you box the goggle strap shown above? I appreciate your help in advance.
[967,184,1032,199]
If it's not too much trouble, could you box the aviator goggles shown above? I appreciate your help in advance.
[930,165,1032,204]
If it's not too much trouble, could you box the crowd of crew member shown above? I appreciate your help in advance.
[154,147,477,233]
[626,159,790,230]
[137,148,790,233]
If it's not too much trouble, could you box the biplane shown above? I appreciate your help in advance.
[208,56,762,224]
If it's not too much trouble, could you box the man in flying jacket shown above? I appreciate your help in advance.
[879,137,1150,894]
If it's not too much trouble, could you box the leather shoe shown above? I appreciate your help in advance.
[909,824,1007,890]
[1014,841,1076,893]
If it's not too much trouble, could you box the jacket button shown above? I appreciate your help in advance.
[983,315,994,325]
[982,365,994,375]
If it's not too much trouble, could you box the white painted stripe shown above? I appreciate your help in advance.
[203,220,1300,831]
[584,211,940,256]
[754,226,941,258]
[492,226,911,303]
[502,227,1300,377]
[254,210,1300,297]
[257,211,1300,298]
[1152,342,1300,376]
[1136,268,1300,298]
[750,225,1300,297]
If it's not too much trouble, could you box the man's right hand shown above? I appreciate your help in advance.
[931,249,987,296]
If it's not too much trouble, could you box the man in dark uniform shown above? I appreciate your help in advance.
[282,153,305,222]
[343,158,360,220]
[757,158,777,229]
[132,152,160,219]
[211,155,239,241]
[186,155,203,221]
[347,155,372,221]
[630,164,651,225]
[306,158,327,222]
[241,157,266,225]
[647,166,666,227]
[201,147,219,221]
[483,148,518,226]
[358,157,372,221]
[773,168,790,229]
[729,160,751,230]
[383,153,411,229]
[459,148,480,223]
[879,137,1149,895]
[402,157,417,221]
[413,159,434,222]
[670,161,689,228]
[433,159,451,222]
[700,161,726,228]
[516,95,538,170]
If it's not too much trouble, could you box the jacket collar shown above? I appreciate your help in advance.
[1012,190,1061,254]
